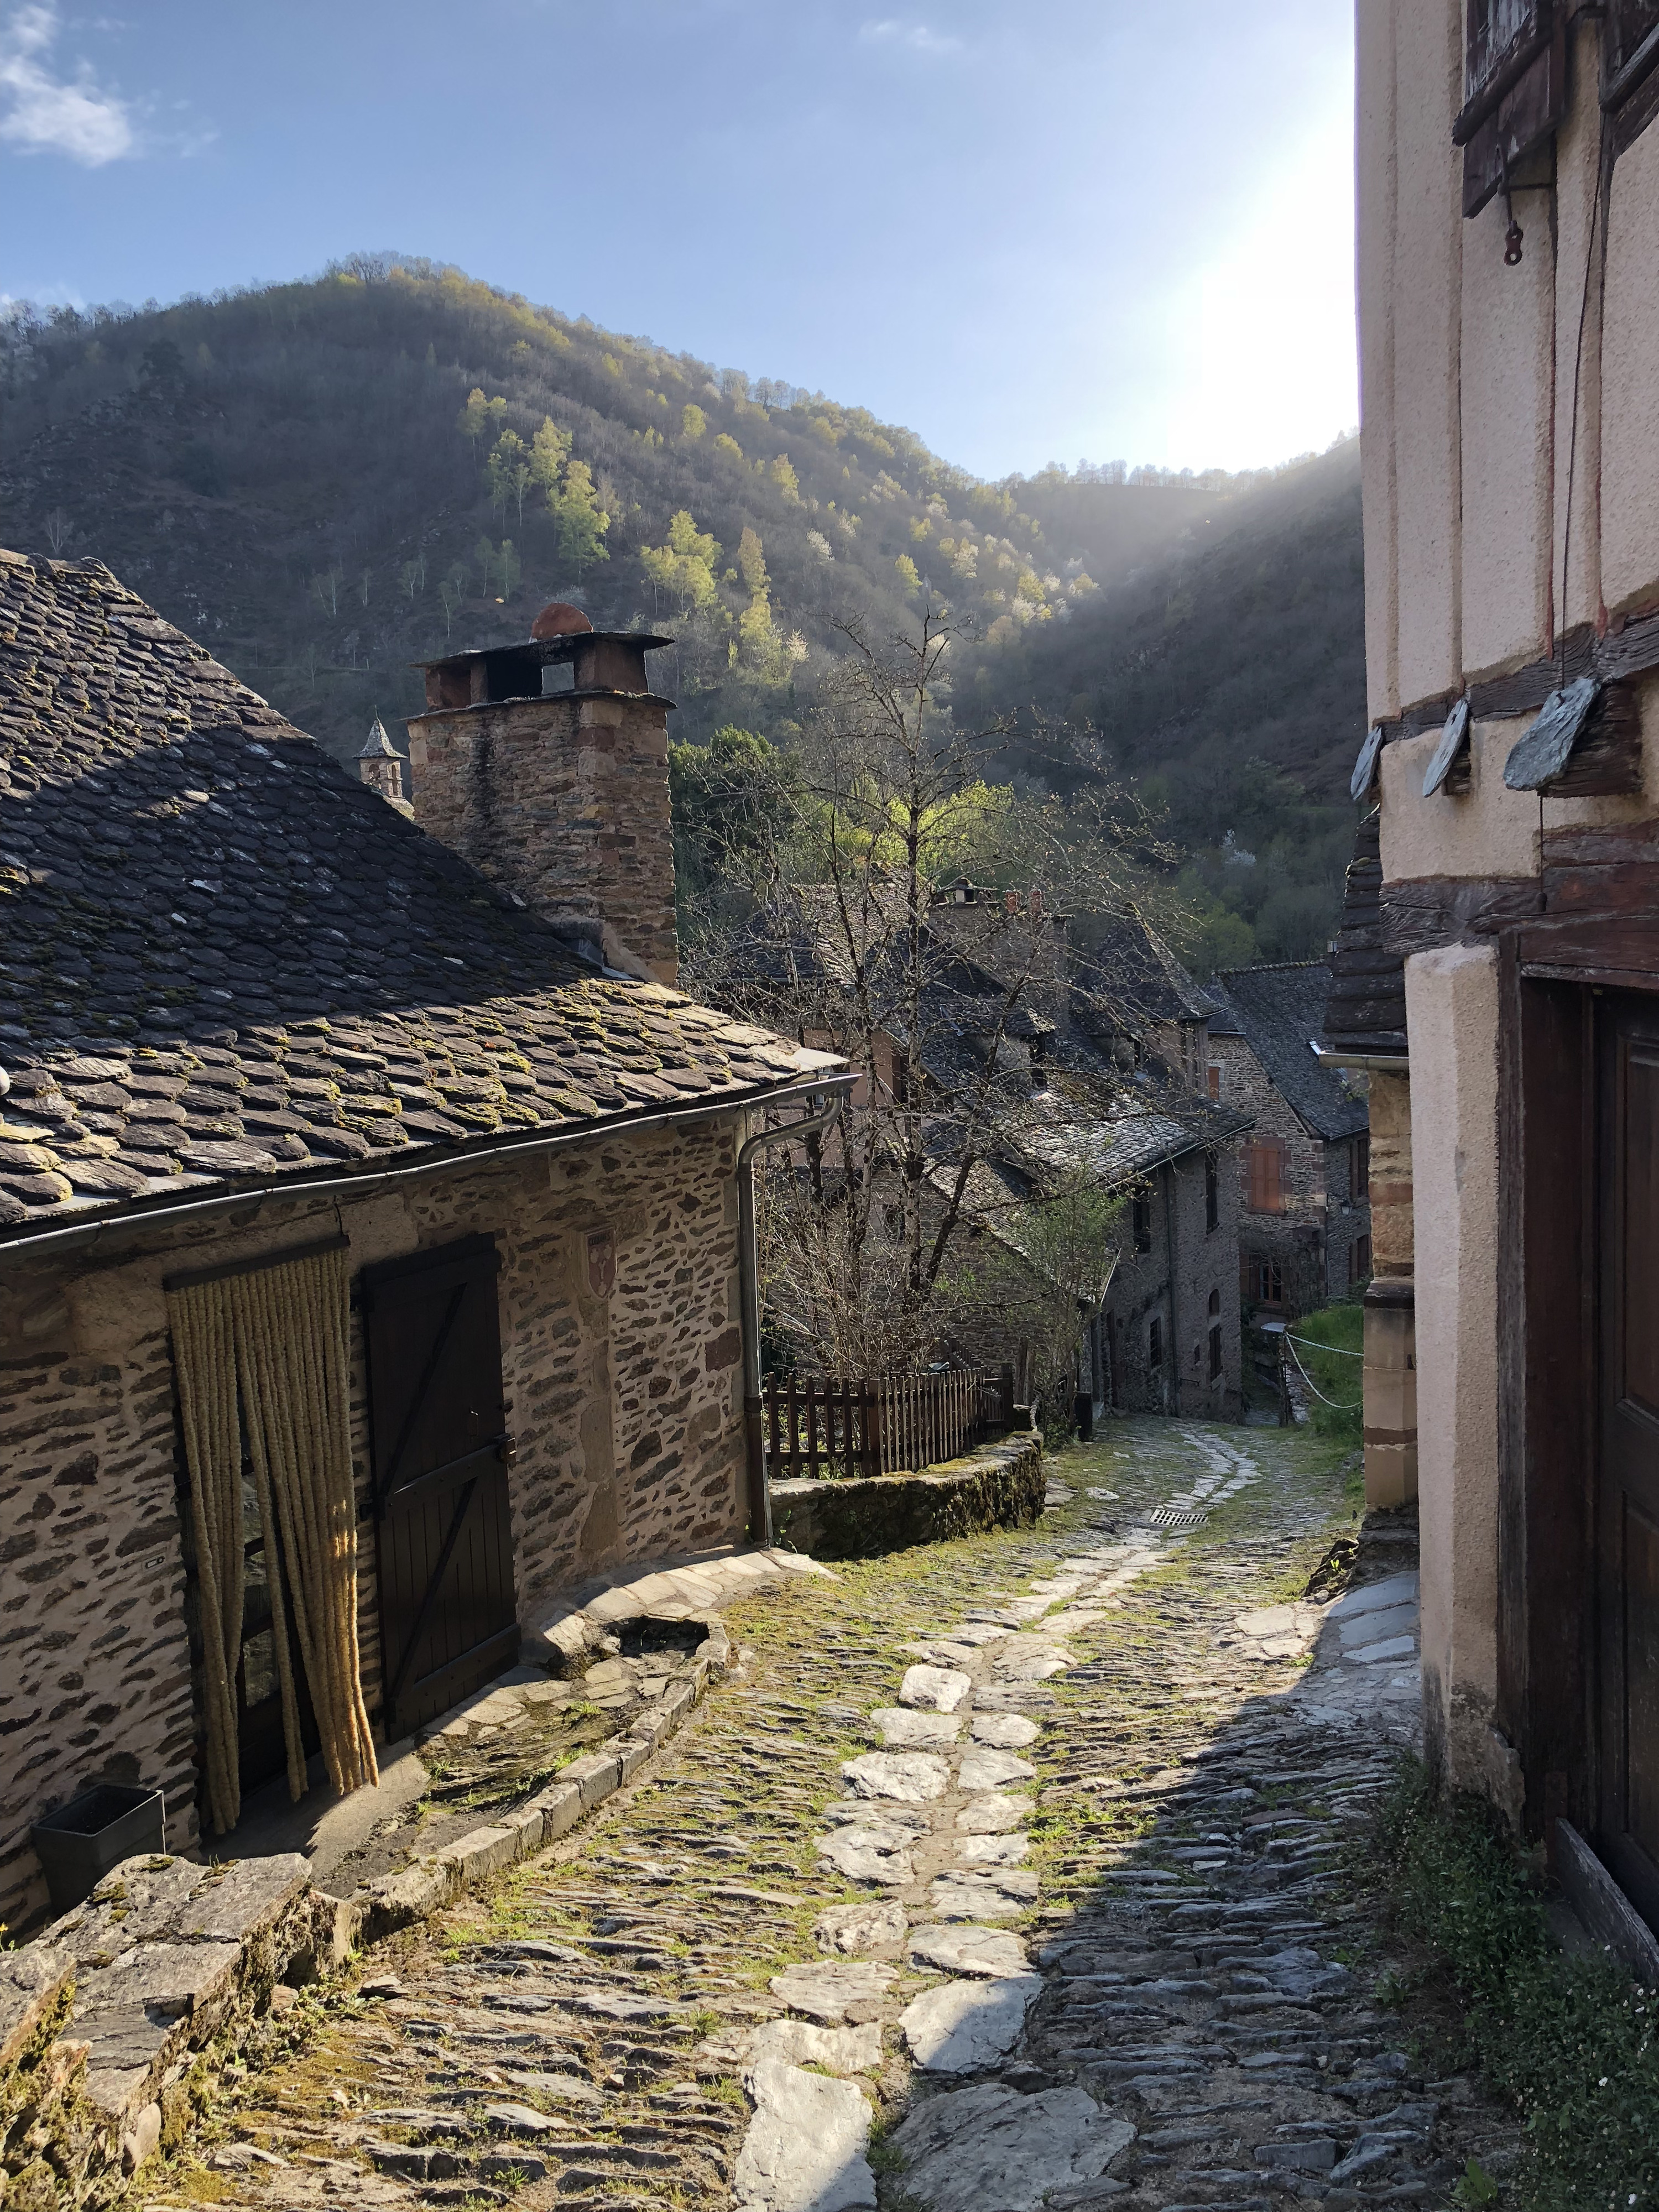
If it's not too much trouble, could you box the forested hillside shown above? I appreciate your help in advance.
[980,440,1368,969]
[0,257,1366,964]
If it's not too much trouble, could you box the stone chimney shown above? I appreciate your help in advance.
[357,714,410,811]
[927,879,1071,1029]
[404,600,679,985]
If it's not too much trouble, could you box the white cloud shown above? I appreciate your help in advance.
[0,2,134,164]
[858,19,963,57]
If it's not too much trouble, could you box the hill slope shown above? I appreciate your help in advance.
[0,258,1365,962]
[978,439,1368,967]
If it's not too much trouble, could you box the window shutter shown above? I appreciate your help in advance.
[1455,0,1565,218]
[1606,0,1659,151]
[1247,1138,1286,1213]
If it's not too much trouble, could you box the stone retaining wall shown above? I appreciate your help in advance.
[770,1432,1044,1559]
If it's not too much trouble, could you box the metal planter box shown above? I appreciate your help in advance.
[30,1783,166,1914]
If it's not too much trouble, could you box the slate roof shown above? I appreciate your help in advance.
[0,552,825,1239]
[1209,959,1369,1142]
[1319,811,1407,1060]
[1071,909,1214,1033]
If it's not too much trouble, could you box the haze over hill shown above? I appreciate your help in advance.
[0,257,1365,964]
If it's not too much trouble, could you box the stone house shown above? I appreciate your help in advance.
[1204,961,1372,1316]
[740,881,1251,1418]
[1343,0,1659,1949]
[0,559,838,1934]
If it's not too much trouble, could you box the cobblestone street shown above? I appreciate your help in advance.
[143,1419,1522,2212]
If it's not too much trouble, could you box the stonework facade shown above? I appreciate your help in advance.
[1206,964,1371,1318]
[0,1110,750,1937]
[1090,1145,1243,1422]
[406,688,679,988]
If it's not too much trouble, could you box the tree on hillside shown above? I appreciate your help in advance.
[549,460,609,575]
[640,511,721,613]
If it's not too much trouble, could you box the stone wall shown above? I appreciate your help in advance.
[0,1110,750,1936]
[1363,1069,1417,1509]
[771,1432,1044,1559]
[405,690,679,987]
[1208,1035,1371,1312]
[1099,1145,1243,1421]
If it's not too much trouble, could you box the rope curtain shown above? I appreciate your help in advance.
[169,1280,244,1837]
[168,1245,379,1834]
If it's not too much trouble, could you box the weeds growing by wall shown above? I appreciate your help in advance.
[1372,1759,1659,2209]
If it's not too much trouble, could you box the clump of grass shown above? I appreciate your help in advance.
[1372,1759,1659,2208]
[1286,1298,1364,1443]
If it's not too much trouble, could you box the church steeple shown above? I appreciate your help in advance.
[356,713,408,807]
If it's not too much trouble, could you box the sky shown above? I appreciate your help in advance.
[0,0,1358,482]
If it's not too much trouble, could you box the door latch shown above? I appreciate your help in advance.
[495,1432,519,1469]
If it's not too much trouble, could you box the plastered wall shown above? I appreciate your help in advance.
[1405,946,1506,1795]
[1361,4,1659,716]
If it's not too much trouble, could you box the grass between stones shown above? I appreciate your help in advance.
[1366,1759,1659,2210]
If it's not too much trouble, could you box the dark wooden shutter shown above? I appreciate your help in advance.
[362,1235,519,1740]
[1606,0,1659,152]
[1455,0,1566,218]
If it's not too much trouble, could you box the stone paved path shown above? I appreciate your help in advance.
[144,1418,1522,2212]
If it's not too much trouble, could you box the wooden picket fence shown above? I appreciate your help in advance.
[761,1366,1014,1481]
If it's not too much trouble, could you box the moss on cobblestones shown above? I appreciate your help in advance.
[158,1415,1522,2211]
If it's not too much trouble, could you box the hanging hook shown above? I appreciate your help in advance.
[1500,143,1524,265]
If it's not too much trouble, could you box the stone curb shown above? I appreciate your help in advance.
[351,1620,732,1945]
[0,1620,733,2208]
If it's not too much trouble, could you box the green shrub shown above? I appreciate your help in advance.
[1374,1760,1659,2209]
[1286,1299,1364,1443]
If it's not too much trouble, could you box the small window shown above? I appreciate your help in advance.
[1354,1134,1370,1202]
[1351,1233,1374,1285]
[1208,1287,1221,1316]
[1248,1255,1285,1307]
[1208,1322,1223,1380]
[1149,1316,1163,1368]
[1132,1196,1152,1254]
[1246,1137,1287,1214]
[1204,1150,1219,1233]
[1207,1063,1222,1100]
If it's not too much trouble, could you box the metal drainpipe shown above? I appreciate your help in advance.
[737,1076,855,1547]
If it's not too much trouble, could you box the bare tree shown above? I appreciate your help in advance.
[44,508,72,556]
[734,607,1190,1380]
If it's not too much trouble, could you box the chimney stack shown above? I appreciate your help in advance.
[404,601,679,985]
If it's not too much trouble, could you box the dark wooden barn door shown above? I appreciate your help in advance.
[362,1236,519,1741]
[1597,998,1659,1931]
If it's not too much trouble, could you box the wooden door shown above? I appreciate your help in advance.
[1597,998,1659,1929]
[363,1235,519,1741]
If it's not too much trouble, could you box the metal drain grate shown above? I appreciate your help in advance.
[1142,1506,1211,1531]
